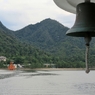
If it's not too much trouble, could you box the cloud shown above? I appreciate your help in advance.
[0,0,75,30]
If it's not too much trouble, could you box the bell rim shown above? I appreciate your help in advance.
[66,28,95,37]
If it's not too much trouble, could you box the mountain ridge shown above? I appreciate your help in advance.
[0,18,95,68]
[13,18,95,67]
[14,18,70,50]
[0,20,57,68]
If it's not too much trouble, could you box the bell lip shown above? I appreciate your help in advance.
[66,33,95,37]
[66,28,95,37]
[53,0,95,14]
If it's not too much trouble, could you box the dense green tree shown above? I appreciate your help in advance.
[0,19,95,68]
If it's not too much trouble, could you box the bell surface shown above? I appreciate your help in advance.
[66,2,95,37]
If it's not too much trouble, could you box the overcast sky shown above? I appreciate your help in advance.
[0,0,75,31]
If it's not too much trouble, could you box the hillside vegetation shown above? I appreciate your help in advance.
[0,18,95,68]
[0,25,57,68]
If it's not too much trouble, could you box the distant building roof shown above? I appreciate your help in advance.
[0,56,6,61]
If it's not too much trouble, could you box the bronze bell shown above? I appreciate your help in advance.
[66,2,95,73]
[66,2,95,37]
[53,0,95,73]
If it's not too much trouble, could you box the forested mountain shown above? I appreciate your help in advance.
[0,18,95,68]
[14,18,69,50]
[0,24,57,68]
[14,18,85,51]
[14,18,95,68]
[14,19,85,57]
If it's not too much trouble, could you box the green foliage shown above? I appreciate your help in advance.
[0,19,95,68]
